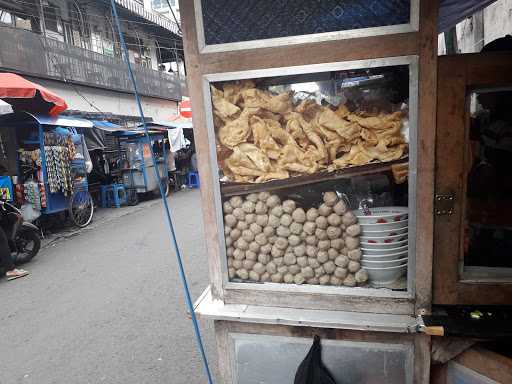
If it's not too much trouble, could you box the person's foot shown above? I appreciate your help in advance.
[5,268,29,281]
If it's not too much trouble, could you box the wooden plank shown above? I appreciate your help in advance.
[221,158,408,197]
[414,334,432,384]
[214,321,233,384]
[464,52,512,85]
[196,286,418,332]
[224,288,414,315]
[430,364,448,384]
[179,0,225,299]
[199,33,419,74]
[215,319,416,344]
[455,347,512,384]
[432,57,467,305]
[414,0,438,318]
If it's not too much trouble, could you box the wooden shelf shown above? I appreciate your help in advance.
[193,286,417,333]
[220,157,408,197]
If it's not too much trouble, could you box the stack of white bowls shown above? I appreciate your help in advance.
[354,207,409,287]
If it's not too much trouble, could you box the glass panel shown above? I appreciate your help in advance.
[464,89,512,277]
[212,64,413,290]
[201,0,411,45]
[233,334,412,384]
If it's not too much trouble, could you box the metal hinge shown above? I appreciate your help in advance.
[435,194,455,216]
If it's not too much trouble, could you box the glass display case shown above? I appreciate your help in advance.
[182,1,439,382]
[196,0,419,52]
[204,56,418,296]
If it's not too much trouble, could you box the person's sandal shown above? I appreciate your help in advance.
[6,269,29,281]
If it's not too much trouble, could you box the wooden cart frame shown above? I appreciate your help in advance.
[433,52,512,305]
[180,0,439,382]
[181,0,438,315]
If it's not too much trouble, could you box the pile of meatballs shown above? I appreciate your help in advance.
[223,191,368,287]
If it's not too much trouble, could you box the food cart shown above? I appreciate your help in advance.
[179,0,512,383]
[0,112,94,227]
[141,120,195,190]
[110,129,170,197]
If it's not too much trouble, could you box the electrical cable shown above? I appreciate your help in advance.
[109,1,214,383]
[165,0,182,35]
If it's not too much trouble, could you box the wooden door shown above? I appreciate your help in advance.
[433,53,512,305]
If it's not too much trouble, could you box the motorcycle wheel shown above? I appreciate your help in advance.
[13,229,41,265]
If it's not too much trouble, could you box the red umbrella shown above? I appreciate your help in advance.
[0,73,68,116]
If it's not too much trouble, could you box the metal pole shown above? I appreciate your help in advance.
[172,40,180,79]
[109,1,214,383]
[38,0,46,37]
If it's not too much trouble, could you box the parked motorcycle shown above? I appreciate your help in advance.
[0,200,41,265]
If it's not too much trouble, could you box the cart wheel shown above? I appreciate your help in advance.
[69,190,94,228]
[127,189,139,206]
[153,180,170,198]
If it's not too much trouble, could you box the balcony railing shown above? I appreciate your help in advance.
[0,27,183,101]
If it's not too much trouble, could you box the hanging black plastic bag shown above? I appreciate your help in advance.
[294,335,337,384]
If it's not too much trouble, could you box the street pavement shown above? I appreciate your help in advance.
[0,190,219,384]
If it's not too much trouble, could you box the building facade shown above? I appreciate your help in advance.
[0,0,185,125]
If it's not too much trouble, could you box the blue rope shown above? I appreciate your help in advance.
[109,2,214,383]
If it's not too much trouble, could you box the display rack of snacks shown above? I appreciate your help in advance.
[181,0,439,381]
[209,60,415,292]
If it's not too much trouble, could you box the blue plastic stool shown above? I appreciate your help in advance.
[100,184,127,208]
[187,171,200,188]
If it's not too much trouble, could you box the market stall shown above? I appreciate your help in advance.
[82,120,127,205]
[179,0,512,382]
[180,0,437,382]
[139,120,196,190]
[0,112,94,227]
[109,129,170,197]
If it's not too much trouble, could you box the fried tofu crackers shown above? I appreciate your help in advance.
[212,82,408,183]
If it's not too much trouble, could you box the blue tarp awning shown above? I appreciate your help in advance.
[90,120,125,132]
[0,111,93,128]
[439,0,497,32]
[31,114,93,128]
[138,121,193,130]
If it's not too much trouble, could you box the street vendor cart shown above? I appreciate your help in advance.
[179,0,512,383]
[0,112,94,227]
[110,129,170,197]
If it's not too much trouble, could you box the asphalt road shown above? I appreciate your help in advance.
[0,190,219,384]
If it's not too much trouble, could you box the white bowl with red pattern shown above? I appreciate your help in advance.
[360,239,408,250]
[360,233,408,244]
[360,226,408,237]
[355,207,408,224]
[365,264,408,285]
[361,257,408,268]
[361,249,408,261]
[362,244,408,255]
[360,219,408,232]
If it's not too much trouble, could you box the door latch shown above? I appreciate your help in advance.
[435,194,455,216]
